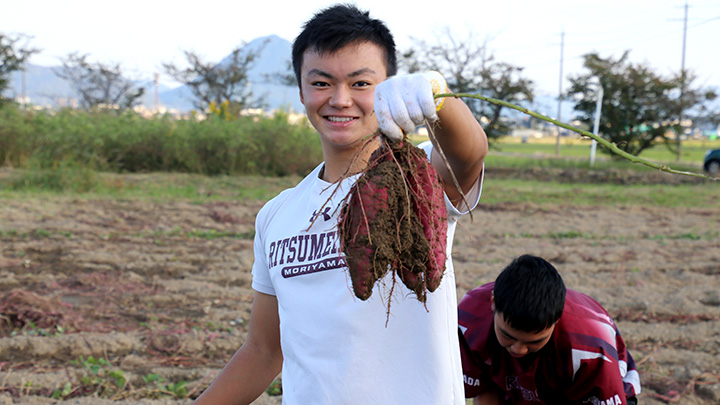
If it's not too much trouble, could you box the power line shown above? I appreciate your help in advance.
[690,15,720,27]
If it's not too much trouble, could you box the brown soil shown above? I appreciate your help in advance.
[1,170,719,404]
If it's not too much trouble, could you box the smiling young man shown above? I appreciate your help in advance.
[458,255,642,405]
[194,4,487,404]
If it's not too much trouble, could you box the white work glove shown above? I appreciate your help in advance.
[374,71,448,141]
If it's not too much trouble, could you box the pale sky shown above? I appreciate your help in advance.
[3,0,719,96]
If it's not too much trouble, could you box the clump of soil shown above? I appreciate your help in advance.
[339,138,447,304]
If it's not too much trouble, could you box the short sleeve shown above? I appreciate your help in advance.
[251,204,276,296]
[417,140,484,218]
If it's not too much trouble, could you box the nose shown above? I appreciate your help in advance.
[329,85,352,108]
[509,342,529,357]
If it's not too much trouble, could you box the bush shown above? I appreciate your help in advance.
[0,104,42,167]
[0,104,323,177]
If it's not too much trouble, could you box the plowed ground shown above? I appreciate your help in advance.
[1,170,719,404]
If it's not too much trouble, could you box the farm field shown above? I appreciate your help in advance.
[0,167,719,404]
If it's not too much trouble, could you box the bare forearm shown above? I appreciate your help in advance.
[432,96,488,199]
[435,96,487,158]
[473,389,503,405]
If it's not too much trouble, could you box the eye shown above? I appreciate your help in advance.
[311,81,330,87]
[353,80,371,87]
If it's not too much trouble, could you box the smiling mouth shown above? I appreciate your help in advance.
[326,116,355,123]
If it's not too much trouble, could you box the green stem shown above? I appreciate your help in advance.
[437,92,715,180]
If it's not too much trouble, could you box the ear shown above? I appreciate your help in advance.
[490,292,495,313]
[298,86,305,104]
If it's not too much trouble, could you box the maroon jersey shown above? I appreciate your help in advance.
[458,283,641,404]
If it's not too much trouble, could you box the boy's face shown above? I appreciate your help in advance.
[298,41,387,151]
[493,312,555,358]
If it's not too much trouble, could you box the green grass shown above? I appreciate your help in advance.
[480,178,717,208]
[1,168,716,210]
[136,227,254,240]
[0,229,74,239]
[491,137,720,168]
[1,137,718,209]
[496,229,719,241]
[0,171,303,203]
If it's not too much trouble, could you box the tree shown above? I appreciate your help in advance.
[0,33,39,104]
[162,41,265,113]
[399,28,534,141]
[54,52,145,110]
[264,61,296,87]
[566,52,717,157]
[475,62,535,139]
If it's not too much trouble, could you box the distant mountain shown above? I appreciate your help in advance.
[4,62,177,109]
[159,35,303,113]
[3,35,302,113]
[5,64,73,106]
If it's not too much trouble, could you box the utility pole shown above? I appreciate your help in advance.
[21,64,27,109]
[677,1,688,162]
[555,30,565,157]
[154,72,160,112]
[590,84,604,167]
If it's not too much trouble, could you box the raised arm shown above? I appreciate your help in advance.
[430,94,487,206]
[374,71,488,207]
[193,292,283,405]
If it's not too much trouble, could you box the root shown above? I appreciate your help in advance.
[339,134,446,315]
[425,119,473,221]
[384,136,412,217]
[307,134,380,232]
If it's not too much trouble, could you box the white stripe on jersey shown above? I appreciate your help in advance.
[571,348,612,380]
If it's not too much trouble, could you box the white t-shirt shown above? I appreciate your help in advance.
[251,141,482,405]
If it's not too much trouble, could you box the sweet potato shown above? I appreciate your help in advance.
[403,147,447,292]
[339,148,401,300]
[339,136,448,305]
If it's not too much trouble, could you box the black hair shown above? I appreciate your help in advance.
[493,255,566,333]
[291,3,397,85]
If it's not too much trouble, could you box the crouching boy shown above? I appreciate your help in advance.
[458,254,641,404]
